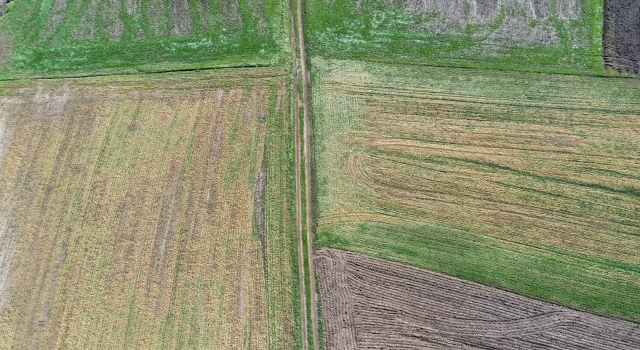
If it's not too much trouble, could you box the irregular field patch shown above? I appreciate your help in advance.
[313,59,640,322]
[0,67,296,349]
[316,248,640,349]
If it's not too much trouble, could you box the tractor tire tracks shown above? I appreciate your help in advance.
[289,0,320,348]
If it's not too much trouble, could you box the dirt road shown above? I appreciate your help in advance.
[289,0,320,347]
[288,0,309,349]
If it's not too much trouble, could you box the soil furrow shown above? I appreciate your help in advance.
[317,248,640,350]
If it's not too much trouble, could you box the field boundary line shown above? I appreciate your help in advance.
[296,0,320,348]
[289,0,309,348]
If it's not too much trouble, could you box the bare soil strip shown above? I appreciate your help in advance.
[316,248,640,350]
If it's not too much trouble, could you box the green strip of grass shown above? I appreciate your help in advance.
[319,221,640,321]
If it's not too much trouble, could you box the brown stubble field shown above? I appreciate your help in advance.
[313,59,640,323]
[0,68,296,349]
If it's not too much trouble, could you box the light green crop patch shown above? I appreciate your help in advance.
[305,0,604,74]
[0,0,290,77]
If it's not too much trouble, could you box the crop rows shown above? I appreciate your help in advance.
[305,0,603,74]
[0,68,296,349]
[0,0,286,77]
[316,248,640,349]
[313,59,640,322]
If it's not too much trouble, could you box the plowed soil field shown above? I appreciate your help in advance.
[316,248,640,349]
[603,0,640,74]
[0,67,296,349]
[313,59,640,322]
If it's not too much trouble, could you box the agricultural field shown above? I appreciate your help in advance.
[306,0,603,74]
[316,248,640,349]
[312,58,640,323]
[1,0,639,348]
[0,67,297,349]
[0,0,289,77]
[305,0,604,74]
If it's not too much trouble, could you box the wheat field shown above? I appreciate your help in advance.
[0,68,296,349]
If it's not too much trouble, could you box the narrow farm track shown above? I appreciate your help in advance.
[288,0,309,348]
[290,0,320,348]
[296,0,321,348]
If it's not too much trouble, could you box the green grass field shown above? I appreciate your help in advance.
[312,58,640,322]
[0,0,289,78]
[0,68,298,349]
[305,0,604,74]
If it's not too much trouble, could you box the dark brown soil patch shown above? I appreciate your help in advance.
[316,248,640,349]
[604,0,640,74]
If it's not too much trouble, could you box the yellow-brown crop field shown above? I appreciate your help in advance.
[0,68,296,349]
[313,59,640,322]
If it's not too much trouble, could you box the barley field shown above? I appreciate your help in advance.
[0,67,297,349]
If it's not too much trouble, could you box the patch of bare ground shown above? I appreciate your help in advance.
[254,143,267,274]
[392,0,580,45]
[45,0,68,41]
[74,0,97,40]
[0,100,20,321]
[170,0,193,37]
[222,0,244,34]
[147,0,168,36]
[317,248,640,350]
[604,0,640,74]
[105,0,124,42]
[125,0,141,18]
[0,98,19,168]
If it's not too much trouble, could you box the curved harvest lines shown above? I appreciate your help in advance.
[349,149,617,226]
[339,145,640,263]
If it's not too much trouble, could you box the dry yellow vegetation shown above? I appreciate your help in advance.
[0,68,296,349]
